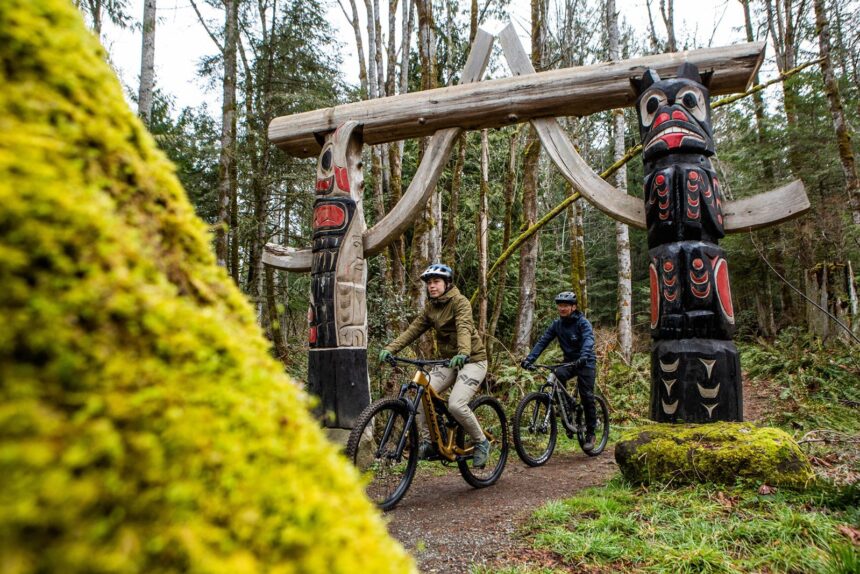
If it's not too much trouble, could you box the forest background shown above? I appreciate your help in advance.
[76,0,860,382]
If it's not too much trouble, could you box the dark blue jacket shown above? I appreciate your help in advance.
[526,312,596,368]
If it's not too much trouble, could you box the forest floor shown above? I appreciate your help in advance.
[385,377,773,573]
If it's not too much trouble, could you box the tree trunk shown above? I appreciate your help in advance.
[137,0,156,126]
[570,189,588,313]
[477,129,490,335]
[813,0,860,227]
[340,0,369,96]
[216,0,238,272]
[443,134,466,263]
[488,127,520,357]
[659,0,676,51]
[411,0,438,320]
[512,0,545,355]
[608,0,633,362]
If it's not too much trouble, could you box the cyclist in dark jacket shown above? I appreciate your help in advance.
[521,291,599,450]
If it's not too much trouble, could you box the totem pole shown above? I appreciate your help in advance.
[307,121,370,428]
[633,63,742,423]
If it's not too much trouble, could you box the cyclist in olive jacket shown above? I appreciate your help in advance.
[521,291,599,450]
[379,264,492,467]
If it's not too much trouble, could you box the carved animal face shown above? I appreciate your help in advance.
[632,63,714,161]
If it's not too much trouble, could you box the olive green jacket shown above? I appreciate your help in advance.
[384,286,487,362]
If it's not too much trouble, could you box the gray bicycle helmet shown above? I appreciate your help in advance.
[554,291,578,305]
[420,263,453,283]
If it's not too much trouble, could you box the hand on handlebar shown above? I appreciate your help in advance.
[379,349,393,363]
[520,358,536,371]
[448,354,468,369]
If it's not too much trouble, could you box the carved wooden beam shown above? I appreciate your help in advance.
[499,23,809,234]
[270,40,765,158]
[263,29,495,271]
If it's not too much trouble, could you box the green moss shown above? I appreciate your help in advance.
[615,423,816,489]
[0,1,414,572]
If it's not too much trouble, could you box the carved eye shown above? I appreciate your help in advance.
[677,87,707,122]
[320,148,332,171]
[639,89,667,127]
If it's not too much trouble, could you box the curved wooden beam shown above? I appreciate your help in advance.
[722,179,809,232]
[263,29,495,271]
[262,243,312,272]
[499,23,645,228]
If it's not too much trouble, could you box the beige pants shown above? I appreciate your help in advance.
[416,360,488,443]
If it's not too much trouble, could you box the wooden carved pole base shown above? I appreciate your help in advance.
[650,339,742,422]
[308,348,370,428]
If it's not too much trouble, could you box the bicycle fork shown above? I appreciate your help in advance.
[376,385,425,462]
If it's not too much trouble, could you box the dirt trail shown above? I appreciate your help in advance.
[385,449,617,573]
[386,378,766,573]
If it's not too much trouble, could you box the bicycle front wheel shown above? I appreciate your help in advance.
[345,398,418,511]
[513,391,557,466]
[456,396,508,488]
[577,394,610,456]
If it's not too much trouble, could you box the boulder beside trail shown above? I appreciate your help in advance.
[615,422,815,488]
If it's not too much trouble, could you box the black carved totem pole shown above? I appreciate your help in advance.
[308,121,371,428]
[633,63,742,423]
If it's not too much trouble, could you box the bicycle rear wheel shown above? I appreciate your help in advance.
[455,396,508,488]
[513,391,557,467]
[345,398,418,511]
[576,394,610,456]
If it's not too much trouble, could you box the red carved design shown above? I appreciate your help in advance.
[316,176,333,192]
[309,326,318,344]
[663,275,677,287]
[672,110,689,121]
[714,258,735,322]
[654,112,670,128]
[663,261,674,272]
[692,258,704,270]
[691,283,711,298]
[664,289,678,302]
[335,166,350,192]
[687,207,700,219]
[656,174,665,185]
[313,204,346,229]
[650,263,659,329]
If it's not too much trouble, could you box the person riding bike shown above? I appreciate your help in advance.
[520,291,599,450]
[379,264,492,467]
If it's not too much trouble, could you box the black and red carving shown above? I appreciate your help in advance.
[306,121,370,429]
[634,63,742,422]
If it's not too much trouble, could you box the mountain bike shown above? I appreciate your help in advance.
[345,356,509,511]
[512,362,609,466]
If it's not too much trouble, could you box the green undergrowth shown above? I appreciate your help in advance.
[741,328,860,434]
[484,476,859,574]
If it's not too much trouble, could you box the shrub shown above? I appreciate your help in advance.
[0,1,414,572]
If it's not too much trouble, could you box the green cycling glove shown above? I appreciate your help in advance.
[379,349,392,363]
[448,354,467,369]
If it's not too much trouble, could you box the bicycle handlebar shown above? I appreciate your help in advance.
[386,356,468,368]
[533,361,579,371]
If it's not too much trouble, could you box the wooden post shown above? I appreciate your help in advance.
[307,121,370,429]
[632,63,743,422]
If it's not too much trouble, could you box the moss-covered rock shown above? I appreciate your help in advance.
[0,1,414,572]
[615,423,815,489]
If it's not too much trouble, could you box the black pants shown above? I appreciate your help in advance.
[555,365,597,433]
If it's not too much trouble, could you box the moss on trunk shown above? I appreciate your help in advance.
[0,1,414,571]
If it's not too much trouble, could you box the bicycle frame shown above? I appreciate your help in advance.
[534,366,584,437]
[381,360,478,463]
